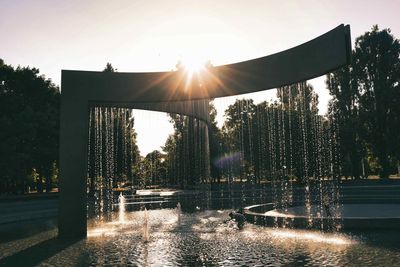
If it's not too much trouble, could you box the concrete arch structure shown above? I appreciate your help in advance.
[59,24,351,238]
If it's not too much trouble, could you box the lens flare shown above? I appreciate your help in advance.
[181,58,206,75]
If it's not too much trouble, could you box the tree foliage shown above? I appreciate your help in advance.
[0,59,60,194]
[328,25,400,178]
[163,112,210,188]
[326,64,364,179]
[218,83,336,185]
[354,26,400,178]
[141,150,166,187]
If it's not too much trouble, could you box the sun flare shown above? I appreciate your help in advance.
[179,57,208,75]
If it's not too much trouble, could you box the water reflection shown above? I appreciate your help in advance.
[85,209,354,266]
[268,228,353,245]
[2,209,400,266]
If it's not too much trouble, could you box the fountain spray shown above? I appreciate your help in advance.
[176,202,182,225]
[143,207,150,242]
[118,192,125,224]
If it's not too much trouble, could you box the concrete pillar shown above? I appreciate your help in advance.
[58,100,89,238]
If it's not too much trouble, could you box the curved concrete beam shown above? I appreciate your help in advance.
[62,24,350,104]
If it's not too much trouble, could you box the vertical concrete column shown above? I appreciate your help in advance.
[58,98,89,238]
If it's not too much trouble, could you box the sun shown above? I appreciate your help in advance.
[179,56,208,75]
[174,55,212,92]
[182,59,205,74]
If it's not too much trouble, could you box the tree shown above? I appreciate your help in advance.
[353,26,400,178]
[163,113,209,188]
[162,134,178,186]
[208,101,226,184]
[0,59,60,194]
[326,63,364,179]
[276,83,321,183]
[143,150,166,186]
[223,99,256,182]
[103,62,116,72]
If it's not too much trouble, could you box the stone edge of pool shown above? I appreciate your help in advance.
[243,203,400,230]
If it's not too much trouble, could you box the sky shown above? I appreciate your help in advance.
[1,0,400,155]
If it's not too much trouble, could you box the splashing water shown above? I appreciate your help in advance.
[176,202,182,225]
[143,208,150,242]
[118,193,125,224]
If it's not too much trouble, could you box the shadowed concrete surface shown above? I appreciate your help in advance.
[0,235,83,267]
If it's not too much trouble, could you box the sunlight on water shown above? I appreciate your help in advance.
[264,210,296,218]
[268,229,354,245]
[88,208,179,238]
[88,209,355,248]
[87,227,137,238]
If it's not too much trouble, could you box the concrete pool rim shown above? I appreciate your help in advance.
[243,203,400,230]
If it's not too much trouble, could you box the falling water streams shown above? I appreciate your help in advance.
[87,80,343,242]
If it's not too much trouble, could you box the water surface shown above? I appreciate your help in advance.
[1,209,399,266]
